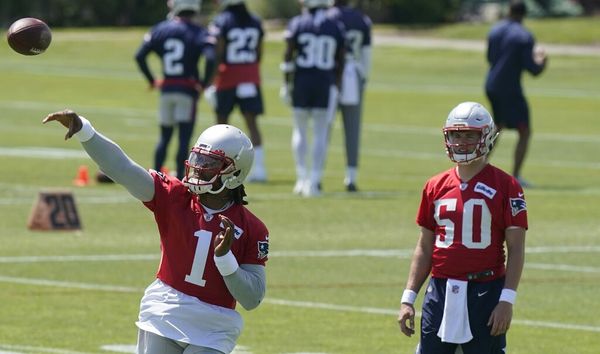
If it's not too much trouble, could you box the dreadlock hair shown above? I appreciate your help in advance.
[232,184,248,205]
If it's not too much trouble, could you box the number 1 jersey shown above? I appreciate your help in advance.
[143,170,269,309]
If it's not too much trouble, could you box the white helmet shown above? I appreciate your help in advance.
[443,102,498,164]
[302,0,334,9]
[219,0,245,7]
[170,0,201,15]
[183,124,254,195]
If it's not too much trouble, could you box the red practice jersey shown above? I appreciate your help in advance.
[143,171,269,309]
[416,164,527,281]
[210,9,263,90]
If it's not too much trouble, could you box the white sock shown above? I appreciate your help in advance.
[345,167,357,184]
[254,146,265,171]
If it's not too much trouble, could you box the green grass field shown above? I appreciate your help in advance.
[1,23,599,354]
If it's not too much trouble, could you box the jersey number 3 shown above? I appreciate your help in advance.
[434,198,491,249]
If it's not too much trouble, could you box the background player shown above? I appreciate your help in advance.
[329,0,372,192]
[485,1,547,188]
[43,109,269,354]
[281,0,345,197]
[206,0,267,183]
[398,102,527,354]
[135,0,216,179]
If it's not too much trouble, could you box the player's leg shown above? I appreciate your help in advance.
[303,85,337,196]
[240,86,267,182]
[292,108,310,194]
[419,278,459,354]
[173,93,197,179]
[511,95,531,186]
[306,107,331,197]
[156,94,176,172]
[215,88,236,124]
[339,65,364,191]
[176,121,194,179]
[340,103,362,191]
[136,329,184,354]
[461,278,505,354]
[485,91,506,158]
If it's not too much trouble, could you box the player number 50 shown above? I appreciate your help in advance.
[433,198,491,249]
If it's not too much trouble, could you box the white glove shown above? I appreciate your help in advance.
[279,83,292,106]
[203,85,217,109]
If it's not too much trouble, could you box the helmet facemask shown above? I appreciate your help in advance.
[183,124,254,195]
[184,146,236,195]
[443,102,498,164]
[444,127,489,164]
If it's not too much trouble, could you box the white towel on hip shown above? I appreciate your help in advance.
[340,60,360,105]
[437,279,473,344]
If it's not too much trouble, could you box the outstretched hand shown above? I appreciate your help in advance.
[42,109,82,140]
[214,215,235,257]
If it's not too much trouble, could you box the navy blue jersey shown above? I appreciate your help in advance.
[329,5,372,61]
[285,9,345,84]
[485,19,544,95]
[135,18,215,96]
[210,9,264,66]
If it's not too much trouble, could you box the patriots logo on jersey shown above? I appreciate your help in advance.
[510,198,527,216]
[257,240,269,259]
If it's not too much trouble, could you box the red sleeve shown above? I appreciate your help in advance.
[416,180,436,231]
[504,177,528,229]
[240,211,269,266]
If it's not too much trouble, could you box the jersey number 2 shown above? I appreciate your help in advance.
[434,198,491,249]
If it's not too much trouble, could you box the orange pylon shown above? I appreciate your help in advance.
[73,165,89,187]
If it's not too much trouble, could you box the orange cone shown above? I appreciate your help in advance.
[73,165,89,186]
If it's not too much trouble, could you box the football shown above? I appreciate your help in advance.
[6,17,52,56]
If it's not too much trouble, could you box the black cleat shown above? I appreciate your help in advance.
[346,183,357,192]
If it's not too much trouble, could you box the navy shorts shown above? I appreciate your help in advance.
[486,91,530,130]
[216,85,264,117]
[419,277,506,354]
[293,75,333,109]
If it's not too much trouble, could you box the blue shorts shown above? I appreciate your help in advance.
[216,85,264,117]
[419,277,506,354]
[293,75,334,109]
[486,92,530,130]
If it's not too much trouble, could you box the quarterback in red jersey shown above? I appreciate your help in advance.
[43,109,268,354]
[397,102,527,354]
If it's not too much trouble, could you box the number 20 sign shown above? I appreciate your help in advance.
[28,190,82,231]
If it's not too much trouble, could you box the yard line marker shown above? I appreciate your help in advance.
[1,245,599,264]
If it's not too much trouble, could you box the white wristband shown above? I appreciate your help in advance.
[76,116,95,142]
[214,251,239,276]
[499,288,517,305]
[401,289,418,305]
